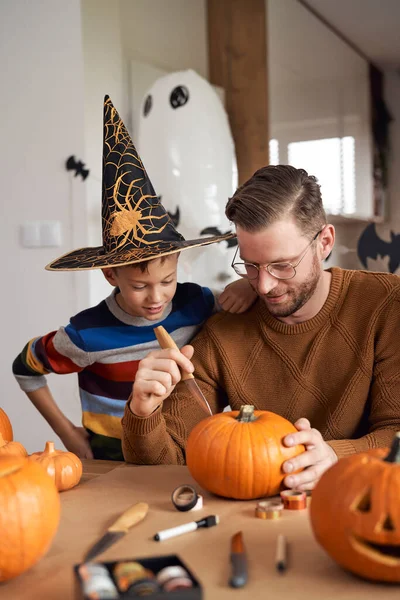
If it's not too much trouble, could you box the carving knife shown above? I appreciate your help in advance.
[229,531,248,588]
[83,502,149,562]
[153,325,213,415]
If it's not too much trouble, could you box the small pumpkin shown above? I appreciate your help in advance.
[186,405,305,500]
[0,455,60,582]
[0,407,13,441]
[29,441,82,492]
[0,433,27,457]
[310,432,400,583]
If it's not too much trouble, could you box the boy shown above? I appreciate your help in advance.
[12,96,255,461]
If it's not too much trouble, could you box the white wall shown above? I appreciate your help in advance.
[119,0,208,79]
[1,0,89,451]
[81,0,127,306]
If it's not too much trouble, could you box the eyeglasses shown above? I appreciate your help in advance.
[231,229,323,281]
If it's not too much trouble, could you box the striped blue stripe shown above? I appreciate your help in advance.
[66,284,214,353]
[80,389,126,417]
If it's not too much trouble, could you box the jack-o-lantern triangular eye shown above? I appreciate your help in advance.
[382,514,395,532]
[353,490,372,512]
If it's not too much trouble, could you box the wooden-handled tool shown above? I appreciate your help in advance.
[83,502,149,562]
[154,325,213,415]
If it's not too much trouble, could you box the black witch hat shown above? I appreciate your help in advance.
[46,96,234,271]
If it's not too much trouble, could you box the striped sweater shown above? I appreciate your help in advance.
[12,283,215,460]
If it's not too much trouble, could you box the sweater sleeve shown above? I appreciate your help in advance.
[328,289,400,458]
[12,325,91,393]
[121,325,229,464]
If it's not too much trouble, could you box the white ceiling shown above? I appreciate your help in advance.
[302,0,400,68]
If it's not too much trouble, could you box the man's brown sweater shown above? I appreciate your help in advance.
[122,267,400,464]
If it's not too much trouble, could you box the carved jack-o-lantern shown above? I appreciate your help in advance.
[310,433,400,582]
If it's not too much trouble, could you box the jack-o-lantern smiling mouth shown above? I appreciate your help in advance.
[349,534,400,565]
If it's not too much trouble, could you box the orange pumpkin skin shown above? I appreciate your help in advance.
[29,441,82,492]
[0,433,27,458]
[0,456,60,582]
[186,406,305,500]
[310,438,400,583]
[0,408,13,441]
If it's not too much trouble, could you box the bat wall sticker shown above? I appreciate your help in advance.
[357,223,400,274]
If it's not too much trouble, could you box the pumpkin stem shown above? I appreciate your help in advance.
[384,432,400,463]
[236,405,256,422]
[44,441,56,455]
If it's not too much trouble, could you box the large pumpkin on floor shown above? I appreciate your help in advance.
[0,456,60,581]
[186,405,305,500]
[0,408,13,441]
[29,441,82,492]
[310,432,400,583]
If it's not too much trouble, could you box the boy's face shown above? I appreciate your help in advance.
[102,254,178,320]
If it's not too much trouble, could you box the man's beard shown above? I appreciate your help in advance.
[260,253,321,318]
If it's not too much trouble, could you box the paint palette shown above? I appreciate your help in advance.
[74,554,202,599]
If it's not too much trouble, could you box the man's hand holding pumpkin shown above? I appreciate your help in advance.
[282,418,338,490]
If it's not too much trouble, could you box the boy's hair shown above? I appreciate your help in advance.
[113,253,179,274]
[225,165,327,237]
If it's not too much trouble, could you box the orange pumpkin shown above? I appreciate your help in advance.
[0,456,60,581]
[0,407,13,441]
[29,441,82,492]
[0,433,27,457]
[310,432,400,583]
[186,405,305,500]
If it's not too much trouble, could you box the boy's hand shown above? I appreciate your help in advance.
[60,425,94,459]
[218,278,257,313]
[130,346,194,417]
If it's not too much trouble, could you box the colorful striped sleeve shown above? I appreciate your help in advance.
[12,326,91,393]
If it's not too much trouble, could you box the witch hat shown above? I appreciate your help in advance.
[46,96,234,271]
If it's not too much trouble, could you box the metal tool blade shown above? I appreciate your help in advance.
[183,378,213,415]
[83,531,125,562]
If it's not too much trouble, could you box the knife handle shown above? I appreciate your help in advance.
[229,553,248,588]
[154,326,194,382]
[108,502,149,533]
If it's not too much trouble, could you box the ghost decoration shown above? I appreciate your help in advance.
[137,69,238,288]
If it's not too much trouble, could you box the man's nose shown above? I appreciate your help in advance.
[256,268,279,295]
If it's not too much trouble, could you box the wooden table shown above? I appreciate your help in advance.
[1,460,399,599]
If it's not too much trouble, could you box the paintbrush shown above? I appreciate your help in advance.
[154,515,219,541]
[276,534,288,573]
[229,531,248,588]
[153,325,212,415]
[83,502,149,562]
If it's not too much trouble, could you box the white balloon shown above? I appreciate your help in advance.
[137,69,238,288]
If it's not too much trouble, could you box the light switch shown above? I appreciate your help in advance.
[20,221,62,248]
[40,221,62,247]
[21,222,41,247]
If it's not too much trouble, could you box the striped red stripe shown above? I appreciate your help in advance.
[87,360,140,382]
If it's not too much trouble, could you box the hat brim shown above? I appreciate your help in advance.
[45,232,236,271]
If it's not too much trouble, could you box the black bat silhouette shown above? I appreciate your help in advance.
[200,226,238,248]
[65,155,90,181]
[357,223,400,273]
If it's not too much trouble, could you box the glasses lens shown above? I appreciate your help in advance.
[233,263,259,279]
[268,263,296,279]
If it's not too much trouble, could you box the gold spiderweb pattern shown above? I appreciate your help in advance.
[102,97,180,253]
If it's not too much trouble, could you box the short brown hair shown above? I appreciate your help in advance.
[113,253,179,274]
[225,165,327,237]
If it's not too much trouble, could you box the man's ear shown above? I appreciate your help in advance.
[102,267,118,286]
[320,224,335,260]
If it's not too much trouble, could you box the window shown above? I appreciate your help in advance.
[288,137,356,214]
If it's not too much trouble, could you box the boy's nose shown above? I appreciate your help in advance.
[256,268,279,295]
[148,287,162,303]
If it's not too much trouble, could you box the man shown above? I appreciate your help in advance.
[121,165,400,489]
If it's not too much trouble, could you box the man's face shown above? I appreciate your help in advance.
[236,220,323,319]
